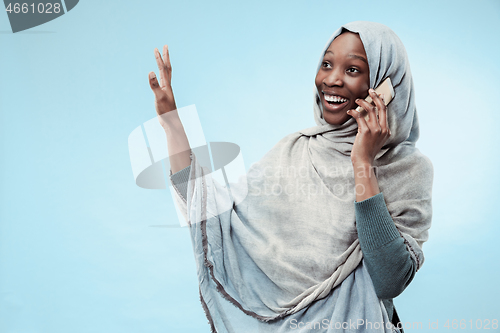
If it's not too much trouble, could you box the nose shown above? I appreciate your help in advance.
[323,67,343,87]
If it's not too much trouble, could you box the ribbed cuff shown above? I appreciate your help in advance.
[355,192,400,252]
[170,165,191,199]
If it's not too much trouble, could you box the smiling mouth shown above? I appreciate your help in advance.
[322,92,349,111]
[324,94,347,103]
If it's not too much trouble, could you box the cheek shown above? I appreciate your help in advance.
[350,77,370,96]
[315,73,323,89]
[361,74,370,90]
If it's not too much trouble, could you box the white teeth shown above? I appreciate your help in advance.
[324,94,347,103]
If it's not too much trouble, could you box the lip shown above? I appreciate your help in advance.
[321,91,350,113]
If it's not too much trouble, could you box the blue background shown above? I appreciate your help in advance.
[1,0,499,332]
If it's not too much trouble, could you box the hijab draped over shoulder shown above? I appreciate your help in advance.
[172,21,433,333]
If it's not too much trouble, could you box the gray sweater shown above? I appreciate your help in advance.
[170,165,416,327]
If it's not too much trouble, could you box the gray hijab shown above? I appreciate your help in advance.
[172,21,433,332]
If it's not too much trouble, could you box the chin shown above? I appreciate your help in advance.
[324,113,350,125]
[323,107,351,125]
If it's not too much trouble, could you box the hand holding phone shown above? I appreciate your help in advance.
[355,77,395,121]
[346,76,395,166]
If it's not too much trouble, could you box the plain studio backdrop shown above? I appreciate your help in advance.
[1,1,499,332]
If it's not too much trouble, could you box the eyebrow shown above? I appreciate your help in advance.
[324,50,368,65]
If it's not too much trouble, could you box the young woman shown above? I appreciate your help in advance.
[149,21,433,333]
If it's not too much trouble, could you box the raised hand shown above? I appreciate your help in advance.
[149,45,177,117]
[148,45,191,173]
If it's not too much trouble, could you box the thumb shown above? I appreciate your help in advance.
[148,72,162,96]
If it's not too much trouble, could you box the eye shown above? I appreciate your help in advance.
[322,61,332,69]
[346,67,360,73]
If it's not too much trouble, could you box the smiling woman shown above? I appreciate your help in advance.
[153,21,433,333]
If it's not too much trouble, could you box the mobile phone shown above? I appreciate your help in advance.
[355,77,395,121]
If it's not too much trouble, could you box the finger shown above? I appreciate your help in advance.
[163,45,172,84]
[377,93,390,136]
[369,89,390,137]
[154,48,166,89]
[347,109,370,134]
[368,89,385,122]
[148,71,161,96]
[369,88,386,117]
[356,97,379,127]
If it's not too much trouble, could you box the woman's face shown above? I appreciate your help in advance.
[315,32,370,125]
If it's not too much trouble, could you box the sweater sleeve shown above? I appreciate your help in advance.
[355,192,417,299]
[170,165,191,200]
